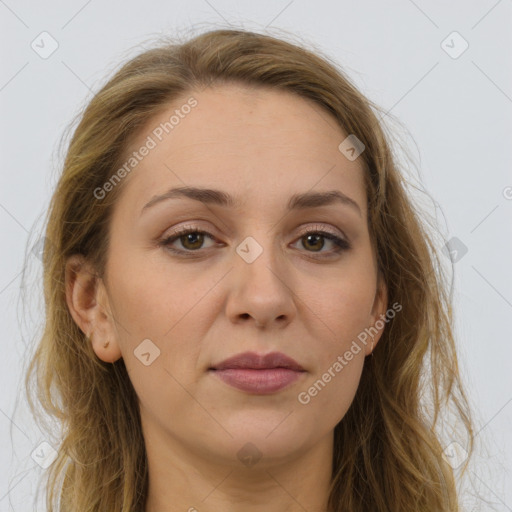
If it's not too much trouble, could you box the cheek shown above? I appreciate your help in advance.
[106,249,213,378]
[300,352,364,416]
[308,268,376,350]
[106,257,203,413]
[295,326,366,434]
[107,248,198,338]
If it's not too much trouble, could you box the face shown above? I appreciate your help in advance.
[82,83,387,470]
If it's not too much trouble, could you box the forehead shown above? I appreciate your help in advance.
[115,83,367,216]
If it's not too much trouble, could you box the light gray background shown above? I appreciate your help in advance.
[1,1,511,510]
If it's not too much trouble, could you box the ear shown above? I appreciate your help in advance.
[64,254,122,363]
[366,274,388,356]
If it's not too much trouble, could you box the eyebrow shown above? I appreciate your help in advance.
[140,186,362,217]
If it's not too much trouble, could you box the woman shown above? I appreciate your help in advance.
[25,28,474,511]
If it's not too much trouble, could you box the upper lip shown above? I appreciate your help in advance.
[210,351,305,371]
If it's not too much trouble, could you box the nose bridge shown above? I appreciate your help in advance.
[235,228,284,286]
[226,227,295,326]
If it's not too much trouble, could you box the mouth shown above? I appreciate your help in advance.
[208,351,306,394]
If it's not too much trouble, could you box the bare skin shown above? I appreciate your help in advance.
[66,83,387,512]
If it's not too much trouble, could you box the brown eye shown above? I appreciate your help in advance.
[292,230,350,257]
[301,233,325,252]
[179,232,205,250]
[160,228,217,254]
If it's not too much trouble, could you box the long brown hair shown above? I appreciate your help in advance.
[23,27,474,511]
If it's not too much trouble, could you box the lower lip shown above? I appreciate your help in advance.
[210,368,305,394]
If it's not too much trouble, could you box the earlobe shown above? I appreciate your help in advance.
[65,254,122,363]
[86,331,122,364]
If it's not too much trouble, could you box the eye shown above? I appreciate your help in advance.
[159,225,351,257]
[159,227,218,254]
[292,229,350,257]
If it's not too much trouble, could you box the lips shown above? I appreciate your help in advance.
[209,351,306,394]
[209,351,305,372]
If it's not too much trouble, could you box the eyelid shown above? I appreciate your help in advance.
[295,223,347,240]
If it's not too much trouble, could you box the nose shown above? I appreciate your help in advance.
[225,236,297,329]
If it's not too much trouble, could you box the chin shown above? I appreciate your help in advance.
[205,421,314,466]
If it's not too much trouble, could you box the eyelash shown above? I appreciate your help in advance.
[158,225,351,259]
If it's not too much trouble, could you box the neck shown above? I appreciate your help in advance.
[143,425,333,512]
